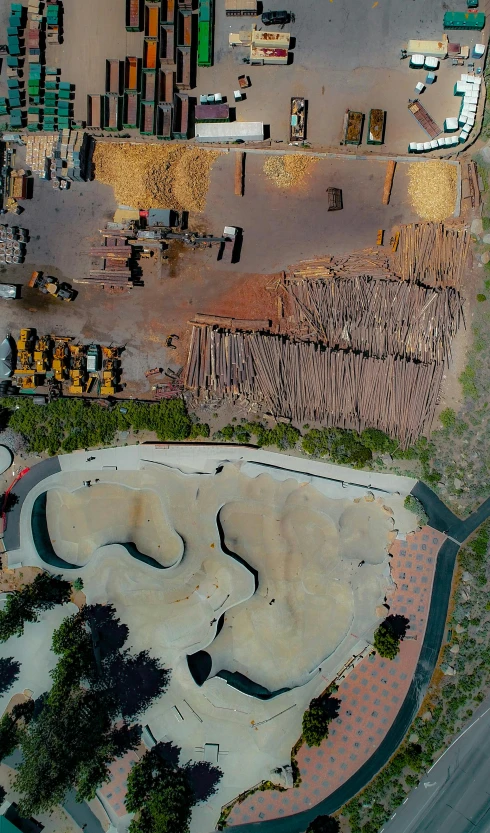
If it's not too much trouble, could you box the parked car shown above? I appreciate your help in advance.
[261,9,291,25]
[0,284,18,300]
[0,334,14,379]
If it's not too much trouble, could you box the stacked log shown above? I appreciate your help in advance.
[395,222,469,288]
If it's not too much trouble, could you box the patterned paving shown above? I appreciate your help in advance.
[227,527,446,826]
[99,748,140,817]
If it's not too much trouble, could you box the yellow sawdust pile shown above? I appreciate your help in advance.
[407,161,457,222]
[92,143,221,212]
[263,154,318,189]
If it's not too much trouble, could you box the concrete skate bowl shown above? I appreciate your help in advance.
[187,492,395,695]
[31,484,184,570]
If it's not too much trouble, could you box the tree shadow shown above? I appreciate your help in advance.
[84,603,128,659]
[2,492,19,513]
[385,614,410,639]
[183,761,223,803]
[0,656,20,695]
[321,695,341,721]
[111,722,141,757]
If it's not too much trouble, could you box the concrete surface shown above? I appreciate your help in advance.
[4,444,418,831]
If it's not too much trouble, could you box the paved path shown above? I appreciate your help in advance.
[381,694,490,833]
[3,457,60,552]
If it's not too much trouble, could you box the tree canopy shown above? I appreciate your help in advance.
[302,695,341,748]
[373,615,410,660]
[126,749,196,833]
[0,573,71,642]
[306,815,341,833]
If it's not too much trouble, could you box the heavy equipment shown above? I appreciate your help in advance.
[15,328,35,375]
[28,271,76,301]
[33,335,52,373]
[101,346,120,396]
[51,337,71,382]
[69,344,87,394]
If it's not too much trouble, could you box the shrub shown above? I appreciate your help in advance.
[404,495,429,527]
[477,294,487,302]
[439,408,456,430]
[302,695,341,747]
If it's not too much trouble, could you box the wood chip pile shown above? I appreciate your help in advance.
[263,154,318,189]
[184,326,443,447]
[92,143,221,211]
[395,222,469,288]
[286,276,463,364]
[407,161,457,221]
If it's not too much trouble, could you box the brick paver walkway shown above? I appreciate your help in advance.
[99,748,140,817]
[227,527,446,826]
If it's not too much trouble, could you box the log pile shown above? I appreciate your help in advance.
[286,276,463,364]
[184,326,443,447]
[289,248,393,281]
[394,222,469,288]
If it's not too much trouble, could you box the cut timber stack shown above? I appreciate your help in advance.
[382,160,396,205]
[184,326,444,448]
[235,151,245,196]
[395,222,469,288]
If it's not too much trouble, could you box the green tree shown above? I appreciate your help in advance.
[0,700,34,762]
[373,615,409,660]
[0,573,71,642]
[302,695,341,748]
[359,429,397,454]
[306,815,340,833]
[126,749,195,833]
[72,578,84,592]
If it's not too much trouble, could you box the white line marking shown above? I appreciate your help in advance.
[427,706,490,773]
[403,798,409,804]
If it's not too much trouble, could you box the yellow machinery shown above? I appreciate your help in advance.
[17,328,34,352]
[101,346,120,396]
[15,328,35,375]
[51,336,72,382]
[33,335,51,374]
[69,344,87,394]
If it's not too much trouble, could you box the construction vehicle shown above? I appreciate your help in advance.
[14,328,35,375]
[28,271,76,301]
[52,338,71,382]
[86,344,101,373]
[69,344,87,394]
[101,346,120,396]
[33,335,52,373]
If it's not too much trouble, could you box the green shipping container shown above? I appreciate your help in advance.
[443,10,485,29]
[198,20,212,66]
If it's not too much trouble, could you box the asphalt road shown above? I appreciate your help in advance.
[381,697,490,833]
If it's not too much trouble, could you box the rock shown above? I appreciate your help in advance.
[480,145,490,164]
[471,218,484,236]
[483,234,490,245]
[461,587,471,601]
[422,710,432,721]
[441,664,457,676]
[450,643,460,654]
[455,623,466,634]
[481,251,490,265]
[462,571,473,583]
[383,505,394,515]
[270,765,293,789]
[380,454,393,464]
[365,493,374,502]
[454,478,463,489]
[409,733,419,744]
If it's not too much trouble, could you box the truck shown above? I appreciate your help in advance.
[125,56,139,91]
[106,59,122,94]
[290,97,307,142]
[9,171,27,199]
[344,110,364,145]
[123,92,139,128]
[250,45,288,64]
[28,271,76,301]
[221,226,237,263]
[160,25,175,64]
[176,46,191,87]
[197,0,213,67]
[443,10,485,29]
[225,0,257,15]
[86,344,101,373]
[140,100,155,134]
[142,69,156,102]
[87,94,102,127]
[144,37,158,69]
[159,68,174,103]
[126,0,142,31]
[156,103,173,138]
[145,3,159,36]
[407,99,441,138]
[105,94,121,130]
[367,108,385,145]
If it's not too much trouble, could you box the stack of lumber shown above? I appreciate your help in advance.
[289,248,393,281]
[395,222,469,288]
[82,228,136,285]
[184,326,443,447]
[286,276,463,364]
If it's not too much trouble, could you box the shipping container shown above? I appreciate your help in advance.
[194,121,263,141]
[344,110,364,144]
[140,100,155,134]
[195,102,229,121]
[123,92,139,127]
[142,68,156,102]
[161,0,175,23]
[250,45,288,64]
[160,24,175,63]
[125,56,139,91]
[172,91,189,137]
[159,68,174,102]
[156,102,172,138]
[178,10,192,46]
[126,0,142,30]
[106,59,122,94]
[176,46,191,87]
[144,37,158,68]
[367,108,385,144]
[145,3,160,36]
[105,94,121,130]
[443,10,485,29]
[197,0,213,66]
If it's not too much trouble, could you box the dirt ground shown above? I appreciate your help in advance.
[0,148,420,397]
